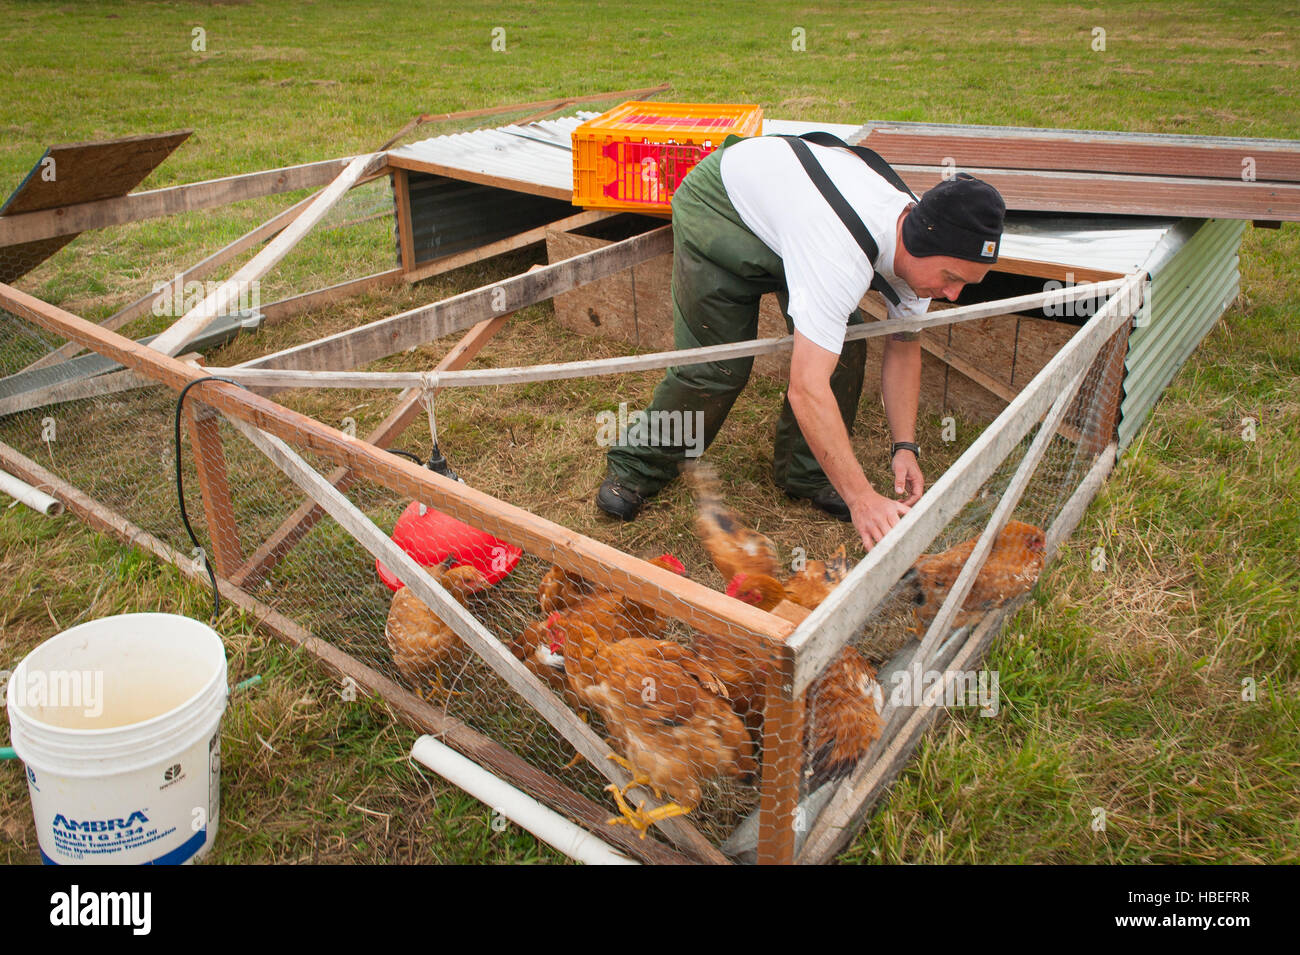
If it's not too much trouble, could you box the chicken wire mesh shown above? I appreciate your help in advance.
[0,210,1128,858]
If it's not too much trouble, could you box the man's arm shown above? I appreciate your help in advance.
[788,331,909,549]
[881,334,924,505]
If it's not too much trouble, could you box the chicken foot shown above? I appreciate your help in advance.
[603,783,693,838]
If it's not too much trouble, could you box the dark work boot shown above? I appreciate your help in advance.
[785,484,852,522]
[596,475,648,521]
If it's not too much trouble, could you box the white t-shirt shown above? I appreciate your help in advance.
[719,136,931,355]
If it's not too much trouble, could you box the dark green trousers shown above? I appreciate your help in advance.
[605,147,866,497]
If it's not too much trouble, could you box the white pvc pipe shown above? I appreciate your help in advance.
[0,469,64,517]
[409,735,638,866]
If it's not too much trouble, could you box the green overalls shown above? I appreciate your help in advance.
[604,140,867,498]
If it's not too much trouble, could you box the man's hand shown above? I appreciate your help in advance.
[850,488,910,551]
[892,449,924,506]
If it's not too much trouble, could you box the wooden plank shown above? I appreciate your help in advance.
[0,156,385,247]
[887,163,1300,221]
[185,402,244,577]
[377,82,671,151]
[392,168,416,273]
[230,311,512,588]
[385,153,574,203]
[148,153,382,356]
[228,416,729,864]
[786,272,1145,696]
[20,191,320,374]
[0,281,793,655]
[862,125,1300,183]
[0,437,691,866]
[1,131,192,215]
[755,654,804,865]
[994,256,1124,284]
[239,224,677,374]
[217,278,1126,393]
[0,130,192,282]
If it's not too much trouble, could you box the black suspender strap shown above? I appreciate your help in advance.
[793,131,919,202]
[777,133,912,307]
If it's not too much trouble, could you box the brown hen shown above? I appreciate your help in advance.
[551,619,755,837]
[385,561,491,695]
[904,520,1046,633]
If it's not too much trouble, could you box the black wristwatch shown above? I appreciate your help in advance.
[891,441,920,461]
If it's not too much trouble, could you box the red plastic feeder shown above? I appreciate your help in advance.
[376,500,522,591]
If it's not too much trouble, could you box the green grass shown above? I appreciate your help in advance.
[1,0,1298,864]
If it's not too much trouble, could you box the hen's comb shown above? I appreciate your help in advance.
[653,553,686,576]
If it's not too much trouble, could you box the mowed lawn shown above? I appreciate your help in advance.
[0,1,1297,864]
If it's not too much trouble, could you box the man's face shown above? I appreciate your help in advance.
[903,255,991,302]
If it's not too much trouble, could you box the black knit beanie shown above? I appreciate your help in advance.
[901,173,1006,263]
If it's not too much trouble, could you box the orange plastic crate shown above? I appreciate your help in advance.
[572,101,763,215]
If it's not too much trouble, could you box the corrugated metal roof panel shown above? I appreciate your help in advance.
[391,112,600,194]
[392,114,864,195]
[1117,218,1246,449]
[999,216,1177,276]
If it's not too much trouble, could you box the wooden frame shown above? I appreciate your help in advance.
[0,115,1154,862]
[0,436,693,866]
[0,267,1142,864]
[0,156,386,247]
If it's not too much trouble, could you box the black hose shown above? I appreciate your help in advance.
[174,376,239,624]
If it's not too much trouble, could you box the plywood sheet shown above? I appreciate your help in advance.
[0,130,191,282]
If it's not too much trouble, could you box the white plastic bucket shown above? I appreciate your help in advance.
[5,613,227,865]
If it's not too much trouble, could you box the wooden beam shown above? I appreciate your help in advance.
[755,653,804,865]
[0,437,692,866]
[786,273,1145,696]
[994,256,1124,284]
[239,224,676,374]
[254,210,614,329]
[859,301,1084,443]
[392,168,416,273]
[229,416,728,864]
[149,153,383,356]
[231,311,513,588]
[218,277,1125,392]
[861,124,1300,183]
[384,154,574,202]
[185,401,244,577]
[0,282,792,654]
[0,156,386,247]
[19,191,321,374]
[887,163,1300,221]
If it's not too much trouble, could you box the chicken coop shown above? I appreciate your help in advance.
[1,87,1296,864]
